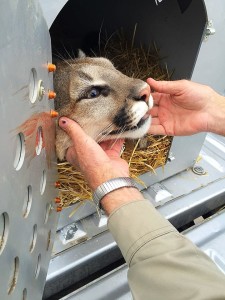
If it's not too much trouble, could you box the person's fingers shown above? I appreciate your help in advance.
[59,117,89,148]
[151,118,161,125]
[100,139,124,157]
[99,140,113,151]
[147,78,184,95]
[59,117,102,164]
[65,146,80,168]
[148,124,166,135]
[151,92,160,105]
[149,106,159,117]
[151,91,170,105]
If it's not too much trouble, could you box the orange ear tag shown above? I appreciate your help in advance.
[48,90,56,99]
[47,63,56,72]
[50,110,58,118]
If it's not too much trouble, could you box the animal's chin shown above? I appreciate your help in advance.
[109,115,150,136]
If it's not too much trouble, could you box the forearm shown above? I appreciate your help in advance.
[108,200,225,300]
[208,94,225,136]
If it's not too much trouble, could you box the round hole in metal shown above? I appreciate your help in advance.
[44,203,52,224]
[40,170,47,195]
[14,133,25,171]
[22,288,27,300]
[34,254,41,279]
[0,212,9,255]
[29,68,38,103]
[46,230,51,251]
[23,185,32,218]
[29,224,37,253]
[8,256,19,295]
[35,126,43,155]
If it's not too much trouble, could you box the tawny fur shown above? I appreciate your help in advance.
[54,56,152,161]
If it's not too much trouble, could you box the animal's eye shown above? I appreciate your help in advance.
[87,87,101,99]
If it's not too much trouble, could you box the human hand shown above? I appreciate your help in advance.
[147,78,218,136]
[58,117,130,190]
[59,117,144,214]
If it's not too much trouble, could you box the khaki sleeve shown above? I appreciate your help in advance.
[108,200,225,300]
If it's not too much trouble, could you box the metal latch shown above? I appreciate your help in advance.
[146,183,173,206]
[204,20,216,41]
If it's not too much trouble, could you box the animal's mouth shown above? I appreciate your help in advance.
[109,114,150,135]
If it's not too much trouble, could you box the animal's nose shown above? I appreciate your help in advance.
[138,85,150,102]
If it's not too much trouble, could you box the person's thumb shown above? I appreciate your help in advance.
[147,78,183,94]
[58,117,88,148]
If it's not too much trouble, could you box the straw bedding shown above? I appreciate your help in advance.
[57,26,173,210]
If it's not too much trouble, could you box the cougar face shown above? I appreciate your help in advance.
[55,56,153,160]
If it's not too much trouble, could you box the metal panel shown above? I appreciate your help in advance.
[184,210,225,274]
[44,231,122,299]
[61,265,132,300]
[0,1,58,299]
[44,133,225,298]
[138,133,206,187]
[192,0,225,95]
[59,210,225,300]
[39,0,68,29]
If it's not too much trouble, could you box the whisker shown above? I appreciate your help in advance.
[97,133,110,143]
[54,52,73,68]
[90,49,97,57]
[95,123,114,143]
[53,50,65,60]
[62,44,75,62]
[98,20,105,56]
[109,125,128,149]
[62,59,73,68]
[97,122,114,137]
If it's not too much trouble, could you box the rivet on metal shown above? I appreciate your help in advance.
[50,110,58,118]
[192,165,206,175]
[47,63,56,72]
[56,206,62,212]
[54,197,61,204]
[167,151,175,162]
[48,90,56,99]
[55,181,61,188]
[38,80,45,100]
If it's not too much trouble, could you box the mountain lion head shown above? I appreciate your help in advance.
[54,54,153,161]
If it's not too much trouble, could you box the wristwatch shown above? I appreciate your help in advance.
[92,177,138,209]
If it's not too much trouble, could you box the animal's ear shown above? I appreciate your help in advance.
[78,49,86,58]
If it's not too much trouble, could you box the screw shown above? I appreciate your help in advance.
[167,152,175,162]
[192,165,206,175]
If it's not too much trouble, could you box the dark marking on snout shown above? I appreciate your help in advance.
[113,107,131,127]
[110,115,148,135]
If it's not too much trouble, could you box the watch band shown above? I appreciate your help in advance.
[93,177,138,209]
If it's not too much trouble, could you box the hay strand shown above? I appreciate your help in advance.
[57,26,173,209]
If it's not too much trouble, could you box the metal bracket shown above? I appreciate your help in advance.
[204,20,216,41]
[147,183,173,206]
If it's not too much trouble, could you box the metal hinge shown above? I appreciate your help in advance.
[204,20,216,41]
